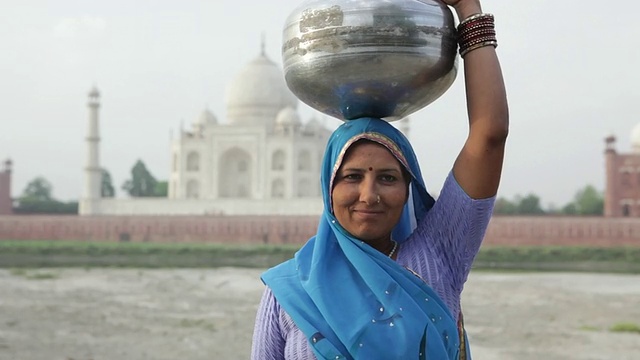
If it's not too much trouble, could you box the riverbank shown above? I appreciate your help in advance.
[0,268,638,359]
[1,241,640,273]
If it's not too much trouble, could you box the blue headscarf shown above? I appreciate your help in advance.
[262,118,464,359]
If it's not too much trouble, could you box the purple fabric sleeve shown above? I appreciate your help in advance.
[251,287,285,360]
[251,171,495,360]
[399,171,495,318]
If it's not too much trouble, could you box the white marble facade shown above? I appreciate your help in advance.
[80,50,331,216]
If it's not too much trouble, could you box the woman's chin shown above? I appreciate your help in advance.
[348,228,390,243]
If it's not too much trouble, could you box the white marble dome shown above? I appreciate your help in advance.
[196,108,217,126]
[225,52,298,126]
[275,106,301,126]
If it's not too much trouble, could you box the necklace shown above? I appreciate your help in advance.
[388,240,398,259]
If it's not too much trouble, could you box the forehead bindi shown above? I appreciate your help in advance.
[341,143,402,173]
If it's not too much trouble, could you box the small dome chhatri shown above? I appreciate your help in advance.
[276,107,301,126]
[196,108,218,126]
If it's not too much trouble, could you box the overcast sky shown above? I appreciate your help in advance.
[1,0,639,208]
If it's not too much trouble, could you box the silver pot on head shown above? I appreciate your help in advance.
[282,0,458,122]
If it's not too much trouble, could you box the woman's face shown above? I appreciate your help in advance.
[331,141,408,243]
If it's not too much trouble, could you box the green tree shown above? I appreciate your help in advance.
[494,197,517,215]
[14,176,77,214]
[569,185,604,215]
[15,199,78,214]
[22,177,53,201]
[561,203,578,215]
[122,160,166,197]
[516,194,545,215]
[154,181,168,197]
[101,169,115,198]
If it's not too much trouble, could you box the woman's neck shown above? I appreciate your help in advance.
[366,237,396,258]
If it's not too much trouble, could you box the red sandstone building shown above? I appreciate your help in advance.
[604,134,640,217]
[0,159,12,215]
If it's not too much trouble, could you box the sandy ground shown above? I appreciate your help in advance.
[0,268,639,360]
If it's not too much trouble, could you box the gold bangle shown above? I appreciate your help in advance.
[458,13,494,28]
[460,40,497,58]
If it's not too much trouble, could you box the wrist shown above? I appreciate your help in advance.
[453,1,483,21]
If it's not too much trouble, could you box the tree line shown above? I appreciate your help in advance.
[13,160,166,214]
[494,185,604,216]
[11,160,605,216]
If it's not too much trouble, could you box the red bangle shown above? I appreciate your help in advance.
[457,13,498,58]
[458,22,495,37]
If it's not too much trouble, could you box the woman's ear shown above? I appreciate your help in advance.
[405,182,410,203]
[401,167,411,203]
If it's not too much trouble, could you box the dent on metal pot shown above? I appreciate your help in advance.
[282,0,458,122]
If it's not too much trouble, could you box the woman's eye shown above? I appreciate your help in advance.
[379,175,397,183]
[343,173,362,181]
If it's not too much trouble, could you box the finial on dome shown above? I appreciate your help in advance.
[88,84,100,97]
[88,84,100,107]
[261,32,266,56]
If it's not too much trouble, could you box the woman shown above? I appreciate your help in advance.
[252,0,508,358]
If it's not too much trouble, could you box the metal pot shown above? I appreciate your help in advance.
[282,0,458,122]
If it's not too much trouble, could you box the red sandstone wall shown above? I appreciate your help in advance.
[0,171,11,215]
[0,215,320,244]
[0,215,639,247]
[485,216,640,247]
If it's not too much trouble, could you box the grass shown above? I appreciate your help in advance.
[25,272,59,280]
[0,241,639,273]
[579,325,600,332]
[9,268,59,280]
[473,246,640,274]
[0,240,300,255]
[610,322,640,334]
[8,268,27,276]
[475,246,640,263]
[0,240,300,268]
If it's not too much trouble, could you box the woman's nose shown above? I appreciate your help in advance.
[359,177,378,205]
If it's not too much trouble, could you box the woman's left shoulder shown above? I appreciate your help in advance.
[416,171,496,231]
[436,171,496,209]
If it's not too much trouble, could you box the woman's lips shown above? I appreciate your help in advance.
[352,209,384,219]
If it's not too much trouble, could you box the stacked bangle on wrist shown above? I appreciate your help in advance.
[457,13,498,58]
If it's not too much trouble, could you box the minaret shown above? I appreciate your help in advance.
[79,86,102,215]
[604,135,617,217]
[0,159,12,215]
[399,117,411,140]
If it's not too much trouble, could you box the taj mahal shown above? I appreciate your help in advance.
[77,46,412,217]
[79,48,342,216]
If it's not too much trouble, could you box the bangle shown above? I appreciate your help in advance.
[460,40,498,58]
[458,22,495,37]
[457,13,498,58]
[458,13,493,28]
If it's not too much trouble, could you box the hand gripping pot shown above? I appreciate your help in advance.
[282,0,458,122]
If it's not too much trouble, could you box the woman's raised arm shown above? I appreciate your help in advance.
[446,0,509,199]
